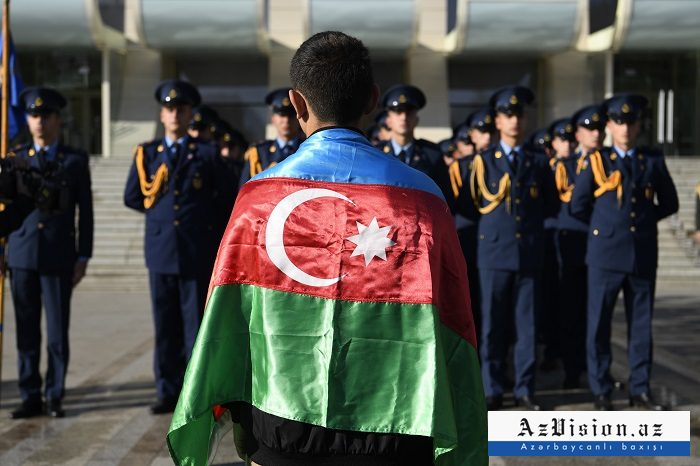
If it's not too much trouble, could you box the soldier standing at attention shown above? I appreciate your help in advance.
[554,105,606,390]
[238,88,304,188]
[470,85,559,411]
[4,87,94,419]
[541,120,578,373]
[188,104,219,142]
[375,84,441,176]
[124,79,235,414]
[449,109,496,347]
[570,93,678,411]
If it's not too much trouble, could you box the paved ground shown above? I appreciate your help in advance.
[0,284,698,465]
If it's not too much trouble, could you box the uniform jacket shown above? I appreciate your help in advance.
[7,142,94,273]
[375,138,442,176]
[124,136,234,277]
[553,153,590,233]
[471,143,559,271]
[569,146,678,276]
[551,153,590,268]
[238,137,303,188]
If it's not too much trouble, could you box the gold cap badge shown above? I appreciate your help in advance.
[622,103,630,113]
[510,95,518,105]
[592,113,599,121]
[484,115,492,124]
[282,97,290,106]
[399,94,407,104]
[35,97,43,107]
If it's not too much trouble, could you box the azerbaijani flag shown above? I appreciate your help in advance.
[167,128,487,465]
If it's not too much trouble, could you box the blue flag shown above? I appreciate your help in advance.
[0,33,25,141]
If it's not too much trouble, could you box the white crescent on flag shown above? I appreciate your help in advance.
[265,188,354,287]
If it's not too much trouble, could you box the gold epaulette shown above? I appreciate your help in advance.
[245,146,262,179]
[135,145,168,209]
[554,159,574,203]
[589,150,622,204]
[470,153,512,214]
[449,160,462,199]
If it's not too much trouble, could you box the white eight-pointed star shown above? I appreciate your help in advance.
[346,217,397,266]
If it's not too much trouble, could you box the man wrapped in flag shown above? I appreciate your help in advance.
[167,31,487,466]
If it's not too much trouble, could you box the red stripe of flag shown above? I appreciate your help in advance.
[212,177,476,347]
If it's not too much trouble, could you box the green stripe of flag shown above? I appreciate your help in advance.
[168,284,486,465]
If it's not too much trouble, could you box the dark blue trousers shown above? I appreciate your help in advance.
[10,268,72,402]
[559,263,587,378]
[479,268,539,398]
[587,267,655,396]
[457,226,481,346]
[148,271,207,400]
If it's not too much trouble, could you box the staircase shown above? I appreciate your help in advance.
[658,156,700,287]
[79,155,148,292]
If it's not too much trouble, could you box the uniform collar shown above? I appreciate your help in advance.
[613,144,635,158]
[33,140,59,158]
[499,140,521,156]
[277,135,302,150]
[164,134,188,149]
[390,138,414,155]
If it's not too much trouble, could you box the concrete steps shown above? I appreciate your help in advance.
[82,155,148,292]
[656,157,700,286]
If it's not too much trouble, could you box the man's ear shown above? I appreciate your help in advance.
[363,84,380,116]
[289,89,308,121]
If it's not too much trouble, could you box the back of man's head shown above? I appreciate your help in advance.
[290,31,374,126]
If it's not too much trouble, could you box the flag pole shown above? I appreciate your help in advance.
[0,0,11,405]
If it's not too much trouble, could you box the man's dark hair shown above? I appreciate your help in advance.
[289,31,374,126]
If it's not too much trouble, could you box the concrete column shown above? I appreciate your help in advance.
[408,0,451,143]
[407,49,451,143]
[266,0,305,138]
[542,51,596,123]
[111,48,162,157]
[101,48,112,157]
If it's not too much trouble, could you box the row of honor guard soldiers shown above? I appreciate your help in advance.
[3,79,679,418]
[423,86,679,411]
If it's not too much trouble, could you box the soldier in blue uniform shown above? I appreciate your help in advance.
[188,104,219,142]
[541,118,574,379]
[124,79,236,414]
[3,87,94,419]
[368,110,391,146]
[238,88,304,188]
[446,109,496,347]
[570,93,678,410]
[374,84,441,176]
[528,127,552,156]
[551,105,605,389]
[209,118,245,236]
[470,85,559,411]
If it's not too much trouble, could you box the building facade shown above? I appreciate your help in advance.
[9,0,700,156]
